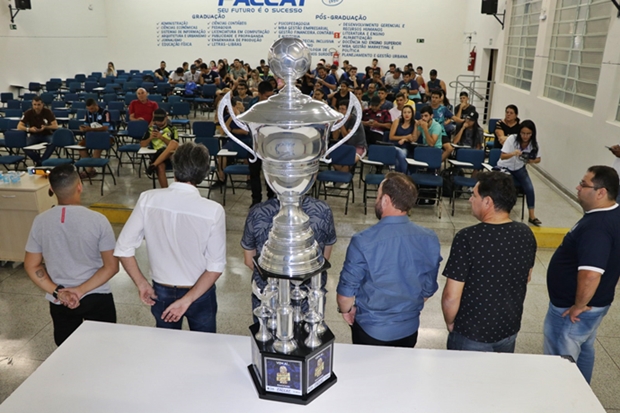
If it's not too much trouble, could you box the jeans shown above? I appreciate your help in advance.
[510,167,535,209]
[49,293,116,346]
[543,302,610,383]
[351,321,418,348]
[26,134,54,165]
[447,331,517,353]
[151,281,217,333]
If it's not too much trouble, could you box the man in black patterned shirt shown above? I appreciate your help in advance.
[441,172,537,353]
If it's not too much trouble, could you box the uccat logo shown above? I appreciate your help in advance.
[322,0,343,5]
[217,0,305,5]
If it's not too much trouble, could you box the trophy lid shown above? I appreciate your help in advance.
[237,38,342,126]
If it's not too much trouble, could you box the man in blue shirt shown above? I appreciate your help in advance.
[544,165,620,384]
[337,172,441,347]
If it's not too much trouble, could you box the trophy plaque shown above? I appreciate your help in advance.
[219,37,361,405]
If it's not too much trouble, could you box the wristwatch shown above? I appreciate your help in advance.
[337,305,354,314]
[53,284,65,299]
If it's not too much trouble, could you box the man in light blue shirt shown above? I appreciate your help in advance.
[337,172,441,347]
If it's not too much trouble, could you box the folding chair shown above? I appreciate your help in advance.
[41,129,76,167]
[222,140,250,206]
[316,145,356,214]
[0,130,27,171]
[195,136,221,199]
[449,148,485,216]
[362,145,396,214]
[409,147,443,218]
[116,120,149,176]
[74,131,117,195]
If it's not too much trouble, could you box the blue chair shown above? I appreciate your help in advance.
[410,147,443,218]
[482,148,525,220]
[194,84,216,116]
[91,72,103,80]
[71,101,86,115]
[116,120,149,176]
[74,74,86,83]
[449,148,485,216]
[51,101,66,110]
[102,93,118,104]
[195,136,221,198]
[82,93,98,102]
[141,81,154,93]
[28,82,41,94]
[84,81,98,93]
[168,95,183,104]
[170,102,191,132]
[222,140,251,206]
[40,92,56,106]
[6,100,21,110]
[64,93,79,104]
[22,93,36,101]
[124,93,137,106]
[486,118,501,150]
[0,130,27,170]
[155,83,172,96]
[158,102,171,115]
[316,145,357,214]
[42,129,76,166]
[4,108,22,118]
[193,121,216,138]
[362,145,397,214]
[21,101,32,111]
[45,81,61,94]
[123,82,138,93]
[149,94,163,103]
[69,82,82,94]
[1,92,14,107]
[74,131,116,195]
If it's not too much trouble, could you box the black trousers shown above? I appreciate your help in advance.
[249,158,274,205]
[49,293,116,346]
[351,321,418,348]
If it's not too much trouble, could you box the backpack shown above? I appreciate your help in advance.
[439,166,464,198]
[184,82,198,97]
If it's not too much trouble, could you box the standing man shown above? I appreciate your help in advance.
[242,195,336,311]
[17,96,59,166]
[24,164,119,345]
[544,166,620,383]
[337,172,441,347]
[129,88,159,124]
[248,80,275,207]
[115,142,226,332]
[442,172,536,353]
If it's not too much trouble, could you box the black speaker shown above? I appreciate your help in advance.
[481,0,498,14]
[15,0,31,10]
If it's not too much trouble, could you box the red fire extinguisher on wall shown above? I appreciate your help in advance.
[332,49,340,67]
[467,47,477,72]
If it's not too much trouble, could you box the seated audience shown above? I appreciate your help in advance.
[494,104,520,149]
[389,105,416,173]
[129,88,159,123]
[452,111,483,149]
[332,100,367,173]
[142,109,179,189]
[78,98,113,178]
[362,96,392,145]
[454,91,476,125]
[412,105,443,149]
[154,61,169,81]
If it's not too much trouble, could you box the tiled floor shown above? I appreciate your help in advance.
[1,139,619,411]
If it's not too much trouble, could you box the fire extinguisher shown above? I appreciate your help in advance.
[468,47,477,72]
[332,49,340,67]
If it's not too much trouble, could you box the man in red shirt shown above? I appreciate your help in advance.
[362,96,392,146]
[129,88,159,123]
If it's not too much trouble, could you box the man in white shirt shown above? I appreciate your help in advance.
[114,142,226,332]
[183,64,201,84]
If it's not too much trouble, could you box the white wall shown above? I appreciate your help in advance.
[0,0,109,94]
[103,0,475,91]
[491,0,620,195]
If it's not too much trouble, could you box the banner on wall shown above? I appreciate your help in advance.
[154,0,414,64]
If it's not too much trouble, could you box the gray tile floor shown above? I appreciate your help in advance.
[1,140,619,411]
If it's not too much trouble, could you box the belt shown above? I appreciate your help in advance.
[154,281,192,289]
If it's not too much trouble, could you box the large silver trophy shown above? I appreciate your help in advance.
[218,38,361,405]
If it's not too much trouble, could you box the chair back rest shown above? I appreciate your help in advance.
[84,131,112,150]
[456,148,485,169]
[83,93,98,102]
[228,140,251,159]
[99,77,111,86]
[21,101,32,111]
[193,121,216,138]
[75,74,86,83]
[52,128,75,146]
[91,72,103,80]
[124,81,138,92]
[0,118,9,132]
[84,81,98,92]
[45,81,60,92]
[488,148,501,167]
[40,92,55,104]
[7,119,19,129]
[108,109,121,125]
[107,101,124,111]
[488,118,500,133]
[327,144,356,166]
[5,108,22,118]
[149,94,163,103]
[367,144,396,166]
[1,92,14,103]
[195,137,220,159]
[7,100,21,109]
[127,120,149,139]
[69,82,81,93]
[28,82,41,92]
[158,102,171,114]
[168,95,182,104]
[68,119,82,130]
[171,102,190,116]
[4,130,27,148]
[51,101,66,109]
[414,147,442,169]
[71,101,86,112]
[141,81,154,92]
[202,84,217,98]
[64,93,79,103]
[22,93,36,101]
[103,93,118,103]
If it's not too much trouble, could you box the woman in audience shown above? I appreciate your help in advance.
[247,70,261,95]
[494,104,520,149]
[415,66,426,101]
[497,119,542,226]
[105,62,116,77]
[389,104,416,173]
[452,111,483,149]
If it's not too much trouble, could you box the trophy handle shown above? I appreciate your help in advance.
[217,92,258,162]
[321,93,362,164]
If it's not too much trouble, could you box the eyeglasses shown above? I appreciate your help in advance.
[578,181,600,190]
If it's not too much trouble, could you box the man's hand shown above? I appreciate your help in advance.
[420,121,428,131]
[446,322,454,332]
[58,290,80,309]
[138,284,157,306]
[562,305,591,323]
[29,126,41,133]
[162,298,191,323]
[151,130,161,139]
[341,305,356,326]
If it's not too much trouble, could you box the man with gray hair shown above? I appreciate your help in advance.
[115,142,226,332]
[129,87,159,123]
[25,164,119,345]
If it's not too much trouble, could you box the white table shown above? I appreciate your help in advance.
[0,322,605,413]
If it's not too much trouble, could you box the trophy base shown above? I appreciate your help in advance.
[252,255,331,283]
[248,322,337,405]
